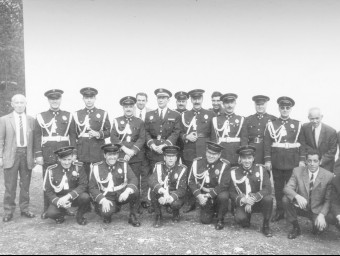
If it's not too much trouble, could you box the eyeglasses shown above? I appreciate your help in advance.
[280,106,291,110]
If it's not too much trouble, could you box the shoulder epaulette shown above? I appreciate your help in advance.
[193,157,203,162]
[73,161,84,167]
[220,158,231,165]
[118,158,127,163]
[178,163,188,169]
[47,164,58,170]
[93,161,103,166]
[155,161,164,166]
[256,164,266,168]
[230,166,239,171]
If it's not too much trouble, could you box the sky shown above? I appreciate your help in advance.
[23,0,340,129]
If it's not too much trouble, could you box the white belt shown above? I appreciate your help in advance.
[79,133,90,138]
[219,137,241,143]
[106,183,127,193]
[42,136,69,144]
[201,187,213,193]
[272,142,301,149]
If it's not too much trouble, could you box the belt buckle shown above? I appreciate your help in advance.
[285,143,290,149]
[254,138,259,143]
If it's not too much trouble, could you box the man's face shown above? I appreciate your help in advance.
[83,96,96,109]
[255,102,267,114]
[309,110,323,128]
[191,96,203,110]
[240,155,254,170]
[279,105,292,119]
[11,96,27,114]
[164,154,177,168]
[206,149,221,164]
[224,100,236,114]
[212,97,222,110]
[49,98,62,110]
[307,154,320,173]
[157,96,169,109]
[123,105,134,117]
[136,95,147,110]
[59,155,74,169]
[105,152,119,166]
[176,100,187,110]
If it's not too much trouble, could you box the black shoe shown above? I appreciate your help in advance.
[172,211,180,223]
[103,217,112,224]
[128,214,141,227]
[288,226,301,240]
[41,212,48,220]
[65,209,76,217]
[271,212,284,223]
[3,214,13,223]
[21,211,36,219]
[141,201,151,209]
[55,217,65,224]
[312,226,323,236]
[76,217,87,226]
[262,223,273,237]
[241,222,251,228]
[166,206,173,215]
[215,220,225,230]
[153,214,162,228]
[183,204,196,214]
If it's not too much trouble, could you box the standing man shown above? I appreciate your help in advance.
[145,89,181,170]
[230,146,273,237]
[74,87,111,179]
[211,93,244,167]
[111,96,145,212]
[181,89,216,213]
[134,92,152,122]
[0,94,36,222]
[241,95,276,165]
[264,97,306,222]
[210,91,225,116]
[175,91,189,114]
[188,142,231,230]
[302,108,337,172]
[34,89,77,219]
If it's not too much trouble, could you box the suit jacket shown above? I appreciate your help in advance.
[331,131,340,176]
[331,174,340,218]
[302,123,337,172]
[284,166,334,216]
[133,107,152,121]
[0,112,35,169]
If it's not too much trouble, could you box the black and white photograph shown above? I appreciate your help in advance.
[0,0,340,254]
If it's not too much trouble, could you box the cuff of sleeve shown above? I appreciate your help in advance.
[254,192,263,202]
[69,191,79,200]
[193,189,201,197]
[264,156,271,162]
[99,131,104,140]
[35,151,43,158]
[132,145,140,154]
[95,194,105,204]
[165,140,173,146]
[171,193,179,201]
[52,197,59,207]
[147,140,155,148]
[209,190,218,199]
[127,184,138,193]
[153,184,162,193]
[236,195,244,206]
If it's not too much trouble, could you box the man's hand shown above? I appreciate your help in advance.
[186,132,198,143]
[241,197,256,206]
[35,157,44,166]
[122,146,135,157]
[100,198,113,213]
[299,161,306,167]
[58,194,72,208]
[158,188,166,195]
[315,214,327,231]
[295,195,308,210]
[165,195,174,204]
[337,215,340,224]
[124,155,131,162]
[197,194,208,206]
[245,205,252,214]
[151,144,163,154]
[0,158,3,168]
[158,197,167,205]
[265,161,272,172]
[89,130,100,139]
[119,188,133,203]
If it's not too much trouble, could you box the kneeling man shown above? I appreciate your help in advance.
[230,146,273,237]
[89,144,140,226]
[44,146,90,225]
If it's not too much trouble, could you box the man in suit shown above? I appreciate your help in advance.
[209,91,225,116]
[333,131,340,176]
[329,174,340,230]
[282,149,334,239]
[0,94,36,222]
[302,108,337,172]
[134,92,152,122]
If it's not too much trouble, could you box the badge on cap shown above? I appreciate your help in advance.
[97,114,101,119]
[204,115,208,120]
[121,121,125,125]
[291,124,295,129]
[215,169,220,176]
[62,116,67,121]
[72,171,78,177]
[256,172,260,178]
[174,173,179,179]
[118,169,123,174]
[150,116,154,121]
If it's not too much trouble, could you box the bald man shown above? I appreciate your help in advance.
[301,108,337,172]
[0,95,36,222]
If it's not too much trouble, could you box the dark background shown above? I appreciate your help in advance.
[0,0,25,117]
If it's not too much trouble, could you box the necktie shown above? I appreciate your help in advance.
[160,110,163,121]
[312,128,317,148]
[19,115,25,147]
[139,111,142,120]
[309,173,314,207]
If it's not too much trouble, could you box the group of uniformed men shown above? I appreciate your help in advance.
[9,87,340,239]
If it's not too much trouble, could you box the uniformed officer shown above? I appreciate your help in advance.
[44,147,90,225]
[264,97,306,222]
[181,89,216,213]
[230,146,273,237]
[175,91,189,114]
[111,96,146,212]
[34,89,77,219]
[89,144,140,226]
[211,93,244,167]
[188,142,231,230]
[241,95,276,165]
[148,146,188,228]
[74,87,111,178]
[210,91,225,116]
[145,89,181,170]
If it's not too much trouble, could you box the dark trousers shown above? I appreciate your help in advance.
[83,162,92,180]
[150,192,185,215]
[283,196,336,229]
[273,168,293,214]
[141,158,151,202]
[200,192,229,224]
[183,160,196,207]
[42,163,56,212]
[3,148,32,215]
[130,162,142,203]
[98,192,139,218]
[234,195,273,226]
[46,193,91,220]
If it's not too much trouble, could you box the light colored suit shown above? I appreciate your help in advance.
[0,112,35,169]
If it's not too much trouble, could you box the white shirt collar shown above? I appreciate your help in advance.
[13,111,26,118]
[158,107,168,116]
[308,168,320,182]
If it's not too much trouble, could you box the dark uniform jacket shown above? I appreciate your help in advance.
[175,109,187,157]
[148,162,188,201]
[74,107,111,163]
[34,110,77,164]
[111,116,146,163]
[209,107,225,117]
[264,118,306,170]
[44,162,88,207]
[331,175,340,218]
[241,113,276,164]
[211,113,245,165]
[181,109,216,162]
[230,164,272,206]
[145,109,181,162]
[188,157,231,199]
[89,160,138,203]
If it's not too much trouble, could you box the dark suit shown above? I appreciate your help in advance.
[302,123,337,172]
[329,175,340,226]
[332,132,340,176]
